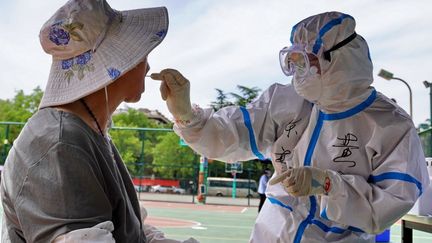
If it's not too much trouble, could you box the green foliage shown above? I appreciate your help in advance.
[210,85,261,109]
[110,108,170,176]
[207,159,267,181]
[110,128,141,174]
[210,89,233,111]
[0,87,43,163]
[113,108,159,128]
[230,85,261,106]
[0,87,43,122]
[150,132,198,179]
[207,160,228,177]
[0,85,266,181]
[207,85,267,179]
[0,88,199,181]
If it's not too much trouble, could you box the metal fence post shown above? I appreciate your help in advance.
[247,168,251,207]
[192,162,199,203]
[2,124,10,163]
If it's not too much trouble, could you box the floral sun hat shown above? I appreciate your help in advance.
[38,0,168,108]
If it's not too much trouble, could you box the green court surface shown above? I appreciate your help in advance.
[0,200,431,242]
[143,201,256,242]
[142,201,432,243]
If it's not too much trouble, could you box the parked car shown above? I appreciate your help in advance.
[150,185,186,194]
[134,185,148,192]
[172,186,186,194]
[150,185,169,193]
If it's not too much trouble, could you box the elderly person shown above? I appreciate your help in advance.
[1,0,198,242]
[153,11,429,242]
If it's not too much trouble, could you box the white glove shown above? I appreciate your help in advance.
[143,224,200,243]
[269,167,331,197]
[142,206,199,243]
[141,206,148,222]
[151,69,194,123]
[52,221,115,243]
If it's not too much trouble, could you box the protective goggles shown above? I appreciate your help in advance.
[279,32,358,77]
[279,44,320,77]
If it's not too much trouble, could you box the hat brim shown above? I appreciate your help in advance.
[39,7,169,108]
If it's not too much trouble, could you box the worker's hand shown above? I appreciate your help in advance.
[269,167,331,197]
[151,69,193,123]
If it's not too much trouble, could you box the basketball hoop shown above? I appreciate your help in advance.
[225,162,243,174]
[231,171,237,177]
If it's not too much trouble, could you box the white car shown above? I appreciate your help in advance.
[172,186,186,194]
[150,185,185,194]
[134,185,147,192]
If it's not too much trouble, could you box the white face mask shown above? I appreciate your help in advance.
[292,66,322,103]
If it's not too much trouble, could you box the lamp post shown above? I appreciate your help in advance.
[378,69,413,119]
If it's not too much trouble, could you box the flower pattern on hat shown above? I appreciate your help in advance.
[49,23,70,46]
[39,1,169,109]
[62,59,73,70]
[107,68,121,80]
[151,29,167,42]
[62,50,95,82]
[49,20,84,46]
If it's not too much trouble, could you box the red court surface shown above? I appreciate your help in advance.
[141,201,249,213]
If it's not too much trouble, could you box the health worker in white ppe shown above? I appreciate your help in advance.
[153,11,429,243]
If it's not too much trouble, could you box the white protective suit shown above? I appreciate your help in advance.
[174,12,429,243]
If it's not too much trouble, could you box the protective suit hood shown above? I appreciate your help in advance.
[290,11,374,112]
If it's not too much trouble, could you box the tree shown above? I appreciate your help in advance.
[110,108,171,175]
[0,87,43,122]
[0,87,43,163]
[210,89,233,111]
[206,85,265,179]
[0,88,193,179]
[150,132,198,179]
[230,85,261,106]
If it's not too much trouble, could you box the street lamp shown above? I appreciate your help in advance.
[423,81,432,127]
[378,69,413,119]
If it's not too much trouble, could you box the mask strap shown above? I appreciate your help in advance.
[323,32,357,61]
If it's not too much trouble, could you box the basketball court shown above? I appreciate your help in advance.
[142,200,432,243]
[0,199,431,242]
[142,201,256,242]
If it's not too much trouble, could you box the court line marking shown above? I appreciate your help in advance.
[146,216,201,229]
[166,234,250,241]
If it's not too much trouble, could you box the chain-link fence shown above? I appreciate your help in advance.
[0,122,261,206]
[2,121,432,205]
[418,128,432,157]
[0,122,25,163]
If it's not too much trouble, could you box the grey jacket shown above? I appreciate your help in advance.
[1,108,145,243]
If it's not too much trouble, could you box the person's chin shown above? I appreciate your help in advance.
[125,94,142,103]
